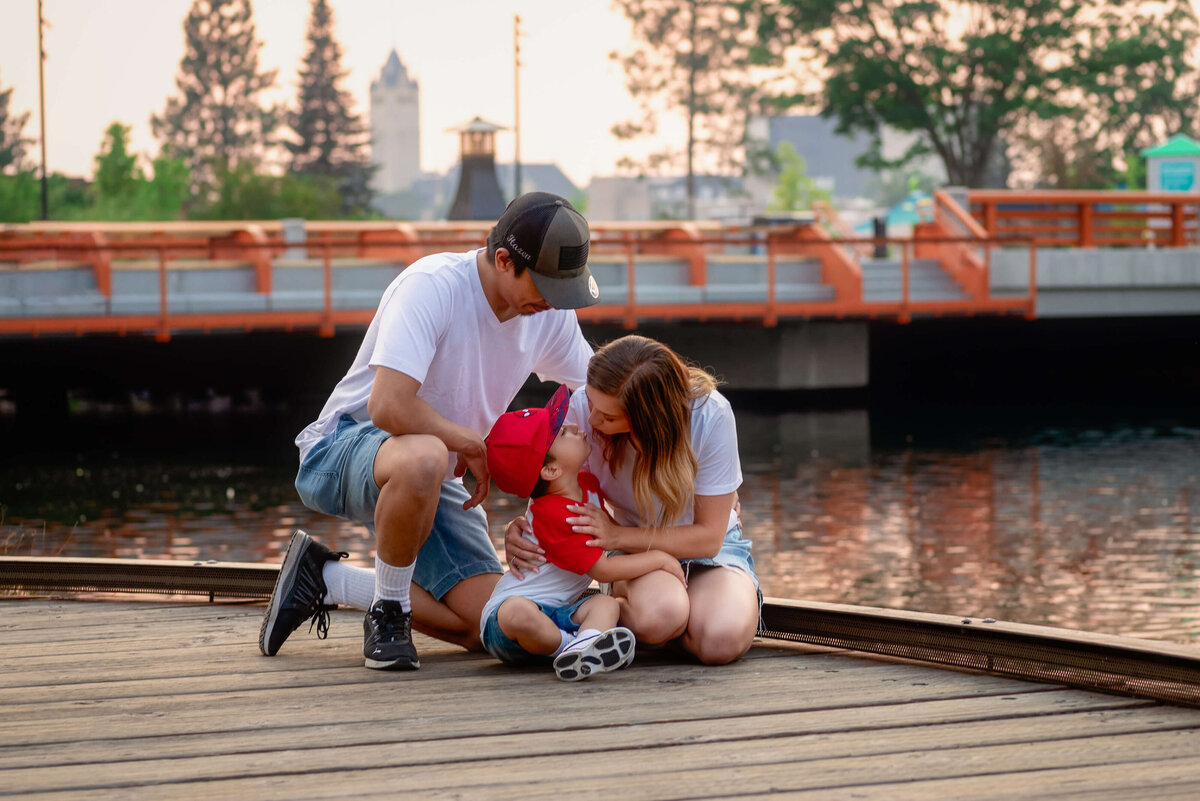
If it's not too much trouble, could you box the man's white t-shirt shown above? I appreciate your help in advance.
[296,249,593,473]
[565,388,742,531]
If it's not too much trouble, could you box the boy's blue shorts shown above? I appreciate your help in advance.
[481,597,587,666]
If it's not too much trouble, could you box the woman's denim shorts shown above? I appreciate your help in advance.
[481,597,586,666]
[681,523,762,608]
[295,414,503,600]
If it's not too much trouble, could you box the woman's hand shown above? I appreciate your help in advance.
[503,516,544,579]
[567,503,622,550]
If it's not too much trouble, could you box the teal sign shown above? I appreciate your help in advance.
[1160,161,1196,191]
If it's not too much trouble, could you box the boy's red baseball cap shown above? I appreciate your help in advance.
[486,384,572,498]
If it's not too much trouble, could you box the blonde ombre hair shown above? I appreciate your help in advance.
[587,335,719,529]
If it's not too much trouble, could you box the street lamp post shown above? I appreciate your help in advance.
[37,0,49,220]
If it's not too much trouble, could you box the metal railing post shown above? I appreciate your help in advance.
[765,234,777,327]
[900,239,911,323]
[320,234,334,338]
[1027,238,1038,320]
[156,244,170,342]
[624,233,637,330]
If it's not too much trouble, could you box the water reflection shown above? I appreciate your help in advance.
[2,408,1197,644]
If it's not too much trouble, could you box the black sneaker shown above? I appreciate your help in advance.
[258,529,346,656]
[363,599,420,670]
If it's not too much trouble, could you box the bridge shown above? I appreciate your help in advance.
[1,190,1197,395]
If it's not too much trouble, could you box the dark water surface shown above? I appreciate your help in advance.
[2,401,1198,645]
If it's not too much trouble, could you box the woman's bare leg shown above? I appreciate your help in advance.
[680,566,758,665]
[612,570,689,645]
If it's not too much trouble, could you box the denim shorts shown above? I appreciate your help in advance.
[681,523,762,609]
[295,414,503,600]
[481,597,586,666]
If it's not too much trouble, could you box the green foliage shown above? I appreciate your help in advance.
[767,142,830,211]
[743,0,1200,189]
[286,0,374,215]
[870,169,940,208]
[0,71,33,174]
[197,162,344,220]
[151,0,280,201]
[93,122,142,202]
[0,171,39,221]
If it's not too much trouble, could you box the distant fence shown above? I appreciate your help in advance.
[969,190,1200,248]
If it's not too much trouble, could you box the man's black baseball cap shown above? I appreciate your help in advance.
[487,192,600,309]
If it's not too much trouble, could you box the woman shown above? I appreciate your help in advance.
[506,334,759,665]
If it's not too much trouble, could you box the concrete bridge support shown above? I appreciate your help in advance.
[583,321,869,391]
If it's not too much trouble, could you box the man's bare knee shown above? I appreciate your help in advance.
[376,435,448,491]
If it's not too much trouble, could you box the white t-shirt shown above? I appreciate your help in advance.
[566,387,742,530]
[296,249,593,472]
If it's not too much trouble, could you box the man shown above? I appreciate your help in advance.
[259,192,599,670]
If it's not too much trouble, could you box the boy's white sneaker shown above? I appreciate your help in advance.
[553,626,636,681]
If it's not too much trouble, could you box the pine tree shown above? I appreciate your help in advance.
[151,0,279,199]
[93,122,142,201]
[0,72,33,174]
[287,0,373,215]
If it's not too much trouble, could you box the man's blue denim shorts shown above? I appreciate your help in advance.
[481,597,587,666]
[295,414,503,600]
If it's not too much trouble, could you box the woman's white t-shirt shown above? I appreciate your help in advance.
[565,386,742,531]
[296,249,593,474]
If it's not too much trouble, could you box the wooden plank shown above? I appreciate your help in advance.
[0,690,1142,771]
[14,725,1200,800]
[0,643,846,703]
[772,756,1200,800]
[5,701,1195,797]
[0,657,1054,744]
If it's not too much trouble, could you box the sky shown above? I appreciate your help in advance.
[0,0,673,187]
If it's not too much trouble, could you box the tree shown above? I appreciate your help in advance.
[767,141,830,211]
[287,0,373,214]
[93,122,142,202]
[151,0,279,199]
[1011,3,1200,188]
[610,0,765,217]
[0,71,33,174]
[744,0,1200,189]
[198,162,344,220]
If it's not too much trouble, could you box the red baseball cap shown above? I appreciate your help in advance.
[486,385,572,497]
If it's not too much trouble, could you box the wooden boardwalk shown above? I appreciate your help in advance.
[4,598,1200,800]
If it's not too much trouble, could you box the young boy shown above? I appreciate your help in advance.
[481,385,686,681]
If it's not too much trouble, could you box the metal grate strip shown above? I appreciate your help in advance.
[761,598,1200,708]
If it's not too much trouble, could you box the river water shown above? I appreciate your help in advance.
[2,400,1198,645]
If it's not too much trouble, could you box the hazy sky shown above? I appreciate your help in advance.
[0,0,672,186]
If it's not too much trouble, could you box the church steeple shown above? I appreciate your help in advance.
[369,49,421,195]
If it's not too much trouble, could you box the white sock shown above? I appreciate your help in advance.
[373,556,415,612]
[551,629,573,658]
[563,627,602,654]
[321,561,376,611]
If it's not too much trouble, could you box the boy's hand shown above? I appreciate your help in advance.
[567,502,620,550]
[503,516,544,579]
[654,551,687,587]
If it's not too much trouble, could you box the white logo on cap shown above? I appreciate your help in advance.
[505,233,532,262]
[588,275,599,299]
